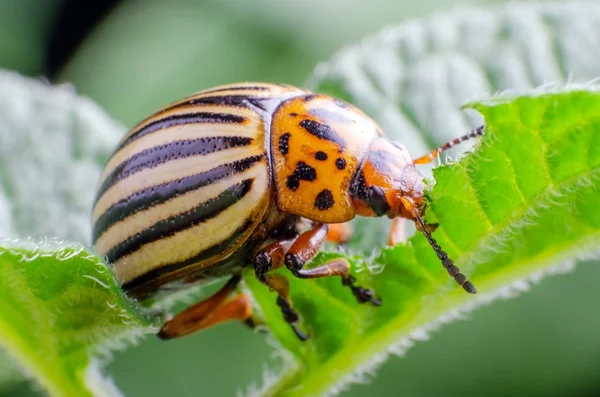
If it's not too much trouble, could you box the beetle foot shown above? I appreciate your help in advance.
[277,296,310,341]
[342,276,382,306]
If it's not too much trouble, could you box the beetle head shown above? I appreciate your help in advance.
[350,137,426,220]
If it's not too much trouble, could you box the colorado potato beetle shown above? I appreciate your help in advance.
[92,82,483,340]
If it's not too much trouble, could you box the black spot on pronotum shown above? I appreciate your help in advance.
[314,151,328,161]
[303,94,317,102]
[279,133,291,155]
[300,119,346,148]
[294,161,317,181]
[285,161,317,191]
[286,175,300,191]
[314,189,335,210]
[335,157,346,170]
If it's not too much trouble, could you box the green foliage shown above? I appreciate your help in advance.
[0,239,156,397]
[5,86,599,397]
[245,88,600,396]
[1,2,600,397]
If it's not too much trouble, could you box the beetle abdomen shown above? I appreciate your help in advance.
[92,83,304,297]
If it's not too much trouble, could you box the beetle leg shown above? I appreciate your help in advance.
[412,125,484,165]
[388,217,407,246]
[252,239,308,340]
[285,223,381,306]
[326,222,353,245]
[158,275,252,340]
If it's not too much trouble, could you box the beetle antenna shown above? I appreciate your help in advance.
[413,212,477,294]
[413,125,484,165]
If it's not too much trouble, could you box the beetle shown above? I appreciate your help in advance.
[92,82,483,340]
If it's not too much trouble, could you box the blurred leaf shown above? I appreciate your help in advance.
[249,88,600,397]
[0,70,124,242]
[0,70,142,394]
[59,0,511,127]
[0,239,156,397]
[0,349,22,392]
[0,0,64,75]
[309,1,600,155]
[57,0,325,126]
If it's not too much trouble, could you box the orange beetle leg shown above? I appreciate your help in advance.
[388,217,407,246]
[284,223,381,306]
[326,222,353,244]
[413,126,484,165]
[158,275,252,340]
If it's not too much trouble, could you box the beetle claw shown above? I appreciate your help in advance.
[291,323,310,341]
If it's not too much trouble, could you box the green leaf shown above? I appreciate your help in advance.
[0,0,63,75]
[0,239,157,397]
[0,70,124,242]
[2,2,600,396]
[0,70,157,395]
[247,87,600,397]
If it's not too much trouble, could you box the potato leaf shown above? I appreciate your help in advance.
[0,239,158,396]
[247,87,600,397]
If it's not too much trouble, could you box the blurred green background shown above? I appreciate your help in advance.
[2,0,600,396]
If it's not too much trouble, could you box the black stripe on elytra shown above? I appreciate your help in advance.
[97,136,253,202]
[93,155,263,242]
[186,95,267,111]
[118,112,247,151]
[122,219,254,297]
[199,85,272,95]
[299,119,346,149]
[104,178,254,263]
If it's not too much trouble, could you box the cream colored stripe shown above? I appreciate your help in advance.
[113,163,269,284]
[98,115,263,187]
[92,144,264,222]
[94,163,264,255]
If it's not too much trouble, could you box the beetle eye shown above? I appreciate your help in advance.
[367,186,390,217]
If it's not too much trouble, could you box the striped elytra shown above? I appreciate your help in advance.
[93,81,480,330]
[93,83,305,297]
